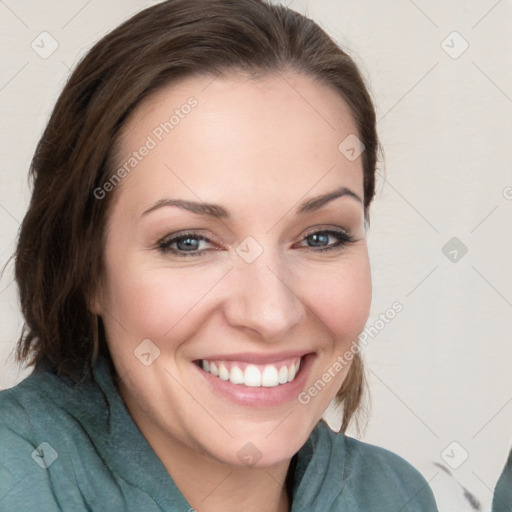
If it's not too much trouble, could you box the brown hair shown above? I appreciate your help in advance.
[12,0,378,432]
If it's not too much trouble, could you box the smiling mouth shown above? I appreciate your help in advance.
[194,356,304,388]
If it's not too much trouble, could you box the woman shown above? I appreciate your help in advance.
[0,1,438,510]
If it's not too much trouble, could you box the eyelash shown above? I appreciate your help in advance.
[156,228,356,258]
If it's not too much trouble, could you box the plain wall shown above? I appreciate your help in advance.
[1,1,511,510]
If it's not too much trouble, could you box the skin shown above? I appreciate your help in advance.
[92,71,372,512]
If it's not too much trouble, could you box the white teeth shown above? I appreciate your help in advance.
[229,366,244,385]
[278,366,288,384]
[218,364,229,381]
[199,357,302,387]
[244,365,261,387]
[210,362,219,377]
[261,365,279,387]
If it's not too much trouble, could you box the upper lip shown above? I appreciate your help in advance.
[195,350,314,365]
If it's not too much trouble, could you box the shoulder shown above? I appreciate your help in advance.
[0,369,70,510]
[0,359,113,431]
[0,367,61,435]
[0,365,94,438]
[343,433,434,493]
[312,419,428,479]
[308,420,438,511]
[0,364,117,511]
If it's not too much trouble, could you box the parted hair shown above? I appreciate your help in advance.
[12,0,378,432]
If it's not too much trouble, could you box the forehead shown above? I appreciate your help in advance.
[111,71,363,216]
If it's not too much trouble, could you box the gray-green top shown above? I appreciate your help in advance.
[493,450,512,512]
[0,356,438,511]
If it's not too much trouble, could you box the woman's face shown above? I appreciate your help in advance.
[94,71,372,469]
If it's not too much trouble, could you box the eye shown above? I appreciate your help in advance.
[295,228,356,252]
[156,227,356,258]
[157,232,216,257]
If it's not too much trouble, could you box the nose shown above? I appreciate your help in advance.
[223,251,307,341]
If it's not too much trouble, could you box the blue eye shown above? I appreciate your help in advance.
[298,229,355,252]
[158,233,213,256]
[157,229,355,258]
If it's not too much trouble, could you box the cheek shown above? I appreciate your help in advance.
[304,256,372,343]
[101,258,227,340]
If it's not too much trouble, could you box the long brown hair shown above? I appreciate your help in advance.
[12,0,378,432]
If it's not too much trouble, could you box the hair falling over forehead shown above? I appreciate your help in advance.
[11,0,378,432]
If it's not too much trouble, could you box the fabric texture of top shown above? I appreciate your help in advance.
[0,356,438,511]
[493,449,512,512]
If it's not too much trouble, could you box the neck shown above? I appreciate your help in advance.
[157,430,292,512]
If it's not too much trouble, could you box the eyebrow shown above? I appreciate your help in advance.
[140,186,362,219]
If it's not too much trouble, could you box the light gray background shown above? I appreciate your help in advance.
[1,1,511,510]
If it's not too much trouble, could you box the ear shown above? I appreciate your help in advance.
[87,282,104,316]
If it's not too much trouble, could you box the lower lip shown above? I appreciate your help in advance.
[192,354,315,407]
